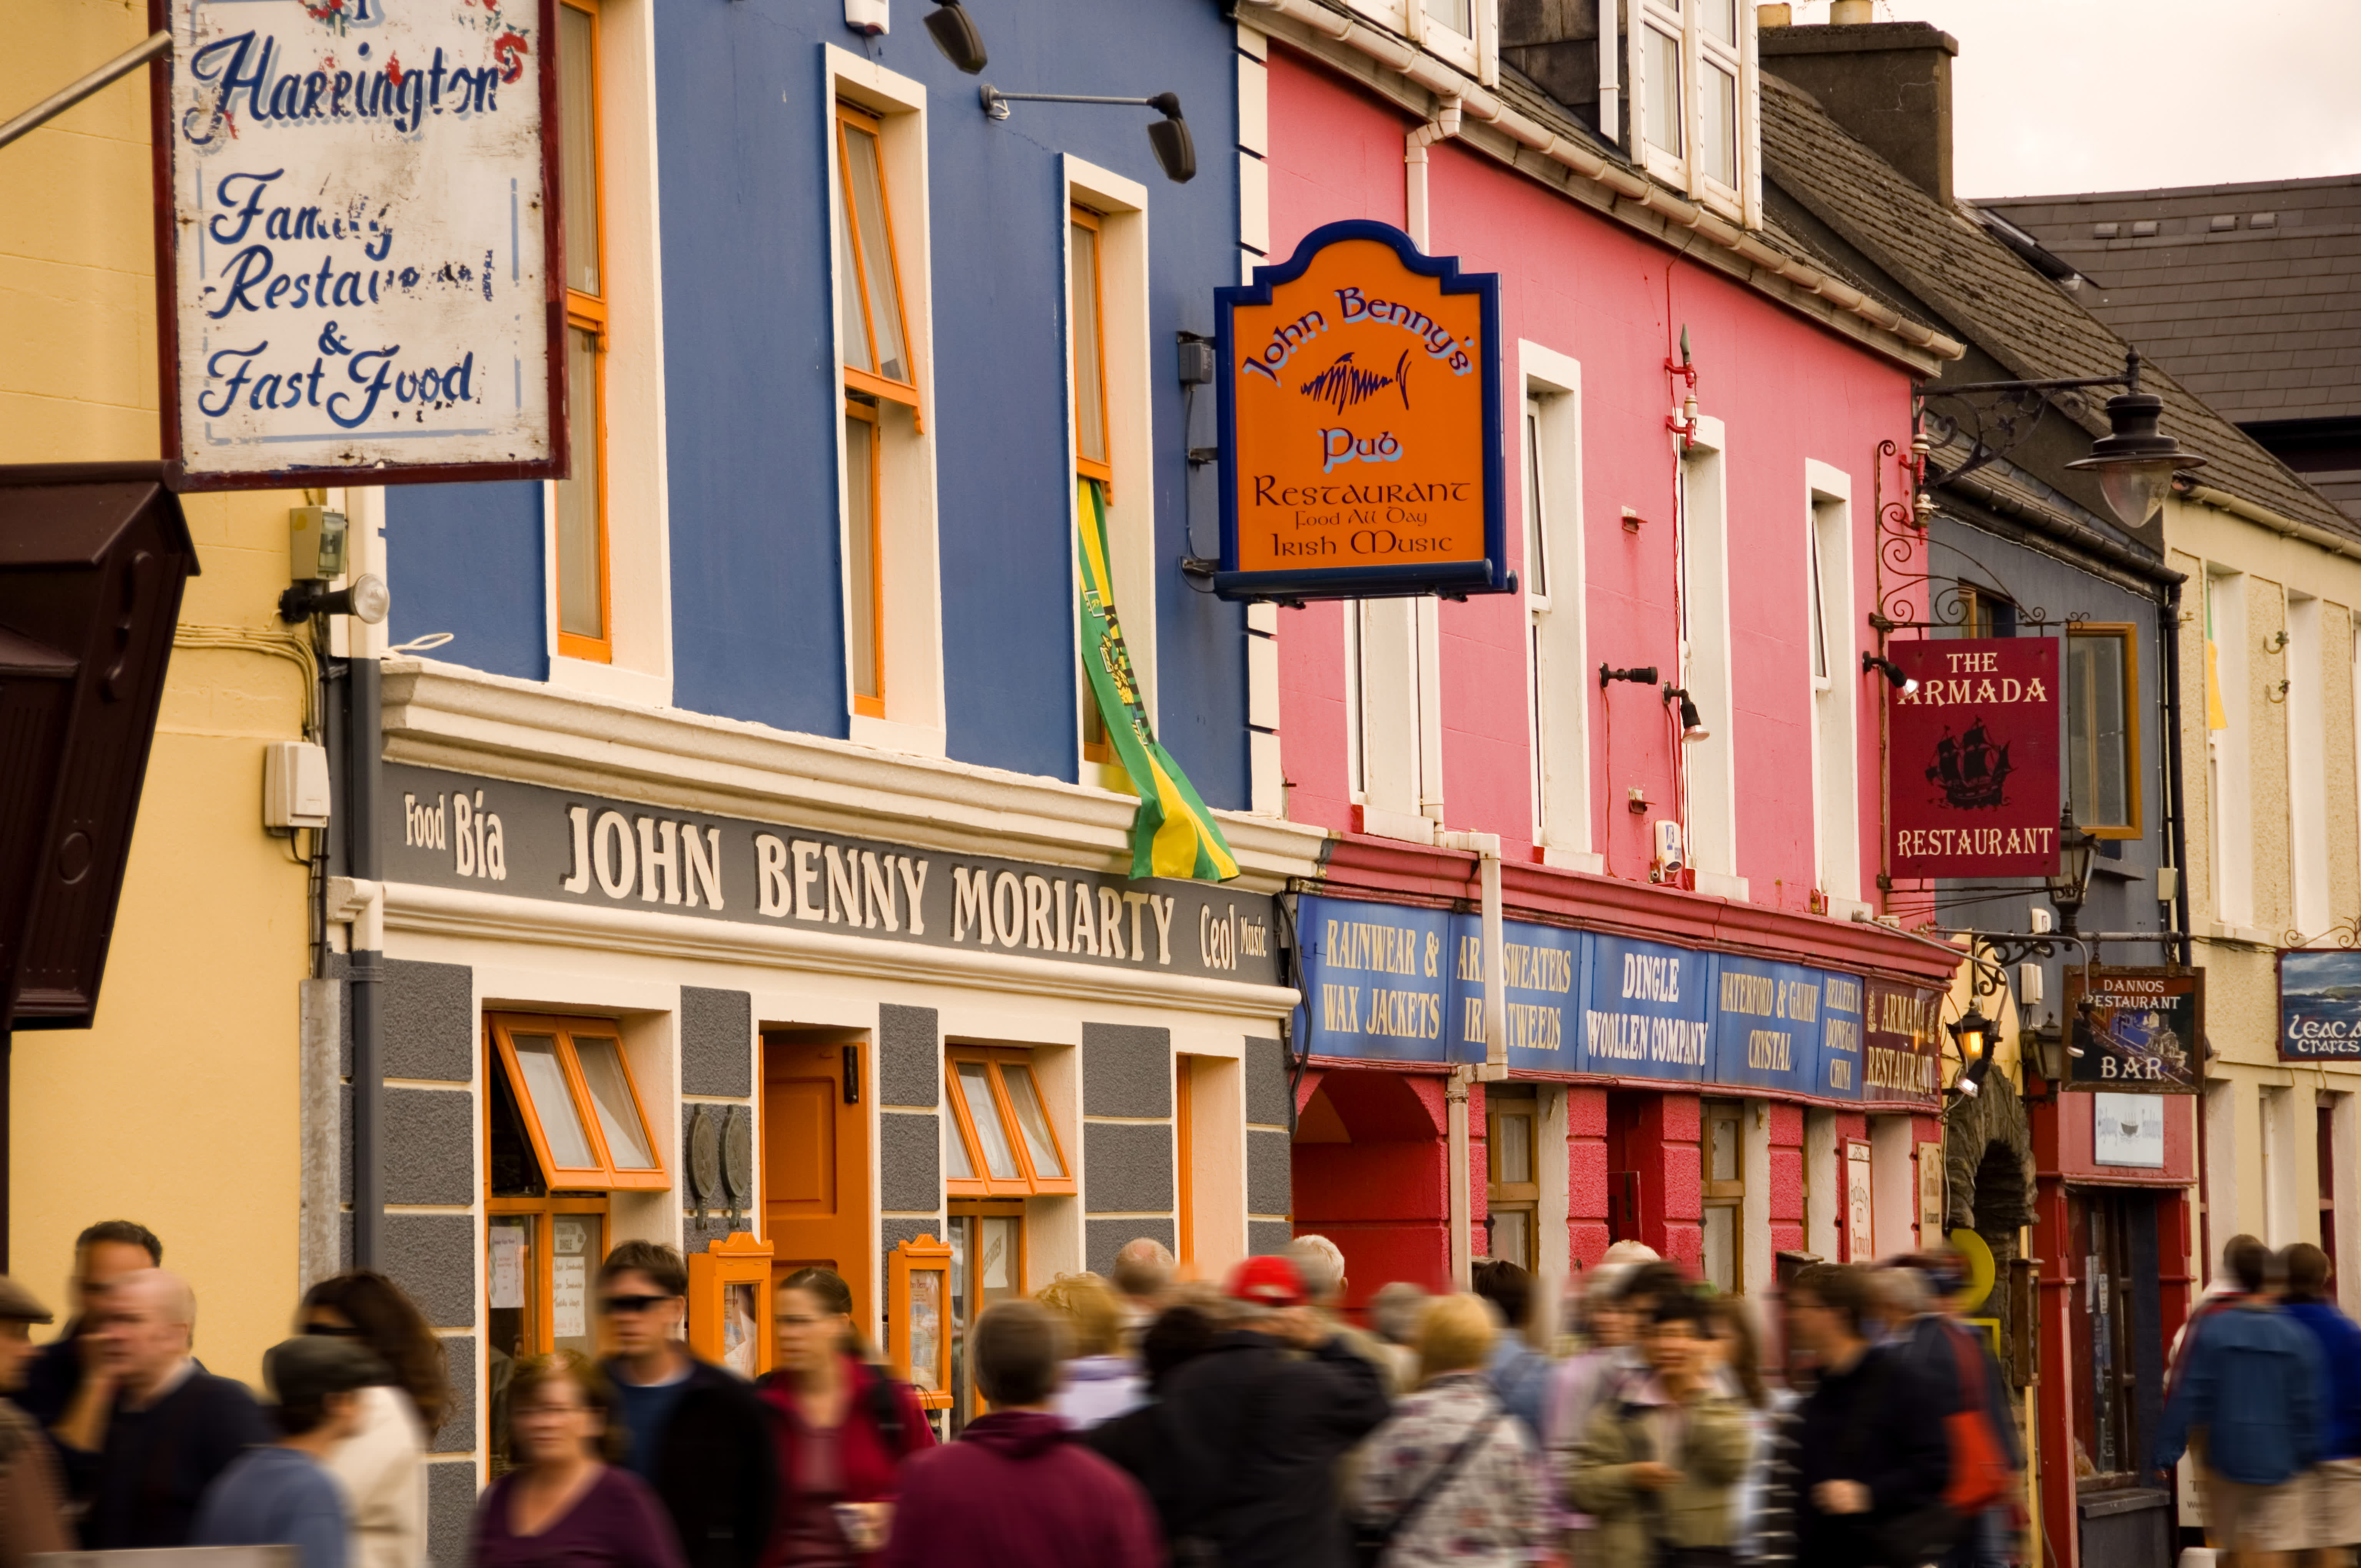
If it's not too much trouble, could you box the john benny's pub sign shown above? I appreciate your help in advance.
[382,765,1276,986]
[1292,894,1941,1106]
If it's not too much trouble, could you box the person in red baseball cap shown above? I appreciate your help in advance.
[1095,1250,1390,1568]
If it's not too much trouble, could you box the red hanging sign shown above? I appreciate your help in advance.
[1887,637,2060,879]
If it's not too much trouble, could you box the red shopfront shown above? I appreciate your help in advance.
[1288,840,1965,1306]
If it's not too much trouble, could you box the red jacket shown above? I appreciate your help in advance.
[880,1410,1163,1568]
[756,1359,934,1566]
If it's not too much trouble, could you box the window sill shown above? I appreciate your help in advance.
[1823,893,1875,923]
[2207,921,2276,948]
[1692,869,1750,903]
[550,654,671,709]
[1540,845,1604,875]
[849,713,948,759]
[1353,804,1436,845]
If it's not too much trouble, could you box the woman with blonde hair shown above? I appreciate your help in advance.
[1034,1273,1143,1430]
[1350,1292,1546,1566]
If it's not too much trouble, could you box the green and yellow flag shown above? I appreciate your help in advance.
[1075,479,1239,883]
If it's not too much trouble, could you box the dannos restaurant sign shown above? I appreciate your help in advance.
[380,765,1278,986]
[1293,894,1938,1105]
[1210,221,1509,602]
[1887,638,2060,879]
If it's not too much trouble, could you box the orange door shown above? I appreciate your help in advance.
[764,1034,874,1336]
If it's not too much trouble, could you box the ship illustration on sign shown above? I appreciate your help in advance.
[1926,718,2013,809]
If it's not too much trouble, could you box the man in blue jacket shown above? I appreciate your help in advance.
[2157,1239,2325,1565]
[2278,1243,2361,1563]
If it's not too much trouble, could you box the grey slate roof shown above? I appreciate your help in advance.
[1976,175,2361,427]
[1758,70,2354,540]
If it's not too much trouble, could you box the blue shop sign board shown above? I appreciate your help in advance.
[1294,894,1875,1100]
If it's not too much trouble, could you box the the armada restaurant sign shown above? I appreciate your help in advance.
[2280,951,2361,1062]
[2065,967,2203,1091]
[1210,221,1508,602]
[154,0,563,488]
[1887,638,2060,880]
[1292,894,1936,1105]
[381,765,1278,985]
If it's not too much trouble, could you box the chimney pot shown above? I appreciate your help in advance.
[1829,0,1873,20]
[1758,3,1794,24]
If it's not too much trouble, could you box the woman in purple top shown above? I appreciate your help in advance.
[470,1352,685,1568]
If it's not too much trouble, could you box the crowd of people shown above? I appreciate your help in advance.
[0,1217,2348,1568]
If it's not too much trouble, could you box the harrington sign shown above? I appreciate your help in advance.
[154,0,564,487]
[1210,221,1508,602]
[1886,637,2061,879]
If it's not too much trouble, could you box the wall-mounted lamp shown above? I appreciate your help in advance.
[1620,507,1644,533]
[1665,324,1700,448]
[280,573,389,625]
[925,0,988,73]
[981,84,1195,183]
[1861,650,1919,693]
[1663,684,1710,742]
[2063,350,2209,530]
[1599,663,1659,690]
[1948,1005,1995,1097]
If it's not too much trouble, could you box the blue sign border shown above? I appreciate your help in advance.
[1211,220,1509,603]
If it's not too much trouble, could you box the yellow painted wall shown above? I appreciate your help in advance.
[5,0,310,1388]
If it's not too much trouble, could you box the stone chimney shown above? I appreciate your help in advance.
[1758,20,1958,207]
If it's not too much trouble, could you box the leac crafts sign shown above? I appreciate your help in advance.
[1212,221,1506,602]
[1886,637,2061,879]
[154,0,564,487]
[2278,951,2361,1063]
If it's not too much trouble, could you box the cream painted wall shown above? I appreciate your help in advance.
[7,2,312,1387]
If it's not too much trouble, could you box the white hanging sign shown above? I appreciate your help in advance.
[153,0,565,488]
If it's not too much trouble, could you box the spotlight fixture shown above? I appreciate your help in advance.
[1663,684,1710,743]
[279,573,389,625]
[925,0,988,74]
[1599,663,1660,690]
[979,85,1196,183]
[1861,650,1918,694]
[1948,1005,1995,1097]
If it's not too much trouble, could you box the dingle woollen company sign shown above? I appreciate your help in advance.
[1885,637,2060,879]
[1211,221,1507,602]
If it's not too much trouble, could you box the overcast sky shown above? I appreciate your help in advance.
[1777,0,2361,199]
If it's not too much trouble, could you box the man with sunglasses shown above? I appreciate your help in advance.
[598,1243,777,1568]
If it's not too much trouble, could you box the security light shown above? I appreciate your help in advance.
[979,85,1197,184]
[279,572,389,625]
[1664,684,1710,743]
[1861,651,1919,694]
[925,0,988,74]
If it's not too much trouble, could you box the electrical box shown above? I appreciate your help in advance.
[264,741,332,831]
[2018,962,2044,1007]
[289,507,349,580]
[1650,819,1686,881]
[2157,866,2180,903]
[844,0,888,34]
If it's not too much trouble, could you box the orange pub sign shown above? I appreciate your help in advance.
[1209,221,1508,602]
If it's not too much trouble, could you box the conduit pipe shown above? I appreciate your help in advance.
[1236,0,1963,361]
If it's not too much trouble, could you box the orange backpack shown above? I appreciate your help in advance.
[1943,1323,2012,1517]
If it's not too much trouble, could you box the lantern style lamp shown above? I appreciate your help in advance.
[1949,1005,1995,1098]
[2066,352,2208,530]
[2047,803,2098,936]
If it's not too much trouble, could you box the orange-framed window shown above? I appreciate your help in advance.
[1484,1083,1538,1271]
[1071,205,1116,762]
[834,103,918,410]
[555,0,612,663]
[487,1013,668,1191]
[945,1200,1024,1434]
[484,1203,607,1476]
[843,400,884,715]
[943,1048,1073,1198]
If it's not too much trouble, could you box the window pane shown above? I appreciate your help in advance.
[1491,1208,1532,1271]
[2071,635,2131,828]
[1645,28,1683,156]
[1809,516,1830,680]
[1702,63,1738,186]
[1702,1205,1736,1292]
[513,1032,597,1169]
[558,3,599,297]
[1425,0,1473,36]
[486,1216,534,1477]
[842,123,910,384]
[572,1035,654,1169]
[1070,219,1108,468]
[551,1213,600,1357]
[1000,1064,1065,1180]
[1703,0,1736,45]
[557,325,604,641]
[956,1062,1021,1181]
[1710,1113,1740,1183]
[834,150,873,376]
[945,1113,976,1181]
[843,410,880,702]
[1497,1110,1534,1186]
[1523,405,1548,601]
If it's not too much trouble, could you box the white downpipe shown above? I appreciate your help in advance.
[1447,1067,1473,1286]
[1405,96,1463,251]
[1441,829,1506,1289]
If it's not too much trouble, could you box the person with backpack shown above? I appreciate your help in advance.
[1566,1291,1750,1568]
[1871,1263,2019,1568]
[1351,1292,1543,1567]
[756,1268,933,1566]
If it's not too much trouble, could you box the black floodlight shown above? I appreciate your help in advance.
[926,0,987,74]
[980,85,1197,184]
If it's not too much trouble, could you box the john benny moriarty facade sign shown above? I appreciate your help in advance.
[1886,637,2061,879]
[153,0,564,488]
[1211,221,1508,602]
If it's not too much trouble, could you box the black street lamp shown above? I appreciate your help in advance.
[1949,1004,1995,1098]
[2046,803,2098,936]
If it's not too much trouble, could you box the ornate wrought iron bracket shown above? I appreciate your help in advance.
[1935,929,2097,1006]
[1917,350,2145,493]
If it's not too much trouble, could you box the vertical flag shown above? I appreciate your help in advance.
[1075,480,1240,882]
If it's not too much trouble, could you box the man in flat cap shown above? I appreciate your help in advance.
[0,1275,69,1560]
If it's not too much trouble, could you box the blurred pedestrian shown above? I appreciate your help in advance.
[1292,1236,1402,1397]
[76,1268,272,1550]
[468,1351,682,1568]
[1109,1241,1174,1352]
[1034,1273,1142,1431]
[1472,1259,1552,1442]
[196,1337,381,1568]
[882,1301,1159,1568]
[300,1270,448,1568]
[0,1276,67,1565]
[1366,1283,1427,1394]
[2279,1243,2361,1568]
[1568,1292,1750,1568]
[596,1243,775,1568]
[1085,1298,1224,1505]
[1892,1256,2021,1568]
[2158,1239,2324,1567]
[21,1221,161,1468]
[1545,1263,1644,1568]
[756,1267,933,1565]
[1151,1255,1390,1568]
[1706,1293,1787,1563]
[1785,1263,1952,1568]
[1353,1291,1544,1567]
